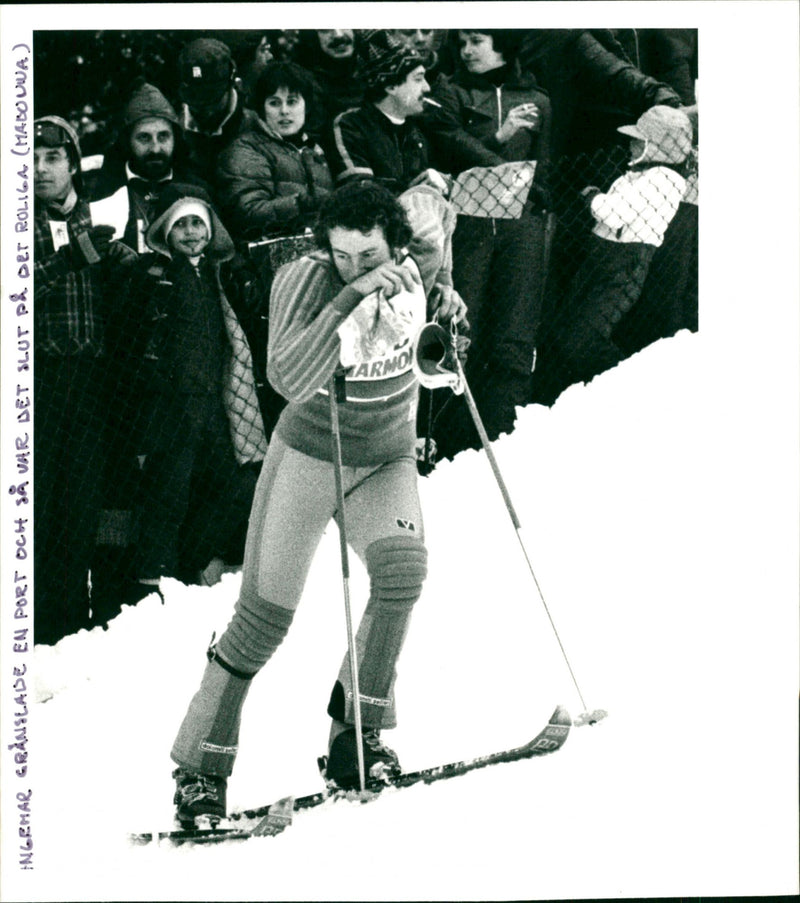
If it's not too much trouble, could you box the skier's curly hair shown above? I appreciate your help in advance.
[314,180,413,255]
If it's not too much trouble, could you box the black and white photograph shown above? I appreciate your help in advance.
[1,3,798,901]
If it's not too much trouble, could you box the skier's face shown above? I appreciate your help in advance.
[328,225,393,284]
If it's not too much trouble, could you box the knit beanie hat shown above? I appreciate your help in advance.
[123,81,181,130]
[355,30,424,90]
[163,198,213,239]
[618,105,693,164]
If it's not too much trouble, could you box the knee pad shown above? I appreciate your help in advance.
[365,534,428,614]
[216,588,295,674]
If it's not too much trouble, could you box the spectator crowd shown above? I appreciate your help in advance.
[32,28,698,646]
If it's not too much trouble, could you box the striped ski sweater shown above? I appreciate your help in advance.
[268,250,426,467]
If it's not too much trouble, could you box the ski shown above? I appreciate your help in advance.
[130,705,572,846]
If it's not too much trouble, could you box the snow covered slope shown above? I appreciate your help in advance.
[10,331,799,902]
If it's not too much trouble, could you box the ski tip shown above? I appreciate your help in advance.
[574,708,609,727]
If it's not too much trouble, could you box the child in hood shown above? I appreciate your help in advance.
[533,105,694,403]
[109,185,267,599]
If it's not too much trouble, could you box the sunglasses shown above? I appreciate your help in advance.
[34,122,71,148]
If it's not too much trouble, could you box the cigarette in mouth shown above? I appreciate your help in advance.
[422,97,442,109]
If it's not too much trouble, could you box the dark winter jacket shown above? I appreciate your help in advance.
[604,29,697,106]
[181,91,262,188]
[425,62,553,210]
[328,102,430,195]
[216,118,334,242]
[518,30,683,157]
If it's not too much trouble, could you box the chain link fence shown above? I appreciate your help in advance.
[32,30,698,645]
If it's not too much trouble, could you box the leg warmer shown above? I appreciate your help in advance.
[216,588,296,675]
[329,534,428,729]
[170,594,295,777]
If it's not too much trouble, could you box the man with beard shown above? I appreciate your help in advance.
[86,82,208,614]
[293,29,364,137]
[89,80,206,255]
[177,38,262,188]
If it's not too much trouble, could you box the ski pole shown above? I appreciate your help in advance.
[452,351,591,716]
[329,371,366,791]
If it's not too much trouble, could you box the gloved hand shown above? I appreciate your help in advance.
[75,224,116,265]
[297,192,323,216]
[88,224,116,257]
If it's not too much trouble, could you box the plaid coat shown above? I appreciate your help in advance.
[33,196,107,356]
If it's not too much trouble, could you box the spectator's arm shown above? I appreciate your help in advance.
[400,184,457,293]
[572,31,682,113]
[528,92,554,210]
[329,111,377,183]
[424,77,506,173]
[651,29,697,106]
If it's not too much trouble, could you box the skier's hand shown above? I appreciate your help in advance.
[430,284,468,328]
[409,168,452,197]
[349,261,421,300]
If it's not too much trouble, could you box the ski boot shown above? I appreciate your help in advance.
[323,727,402,790]
[172,768,227,828]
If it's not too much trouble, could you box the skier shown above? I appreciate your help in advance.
[170,179,466,826]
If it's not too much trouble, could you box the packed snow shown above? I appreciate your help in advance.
[7,328,799,902]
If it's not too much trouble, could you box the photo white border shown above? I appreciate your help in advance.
[1,3,798,900]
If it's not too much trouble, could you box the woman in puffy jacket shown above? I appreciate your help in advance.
[216,62,334,243]
[216,62,335,434]
[423,30,553,456]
